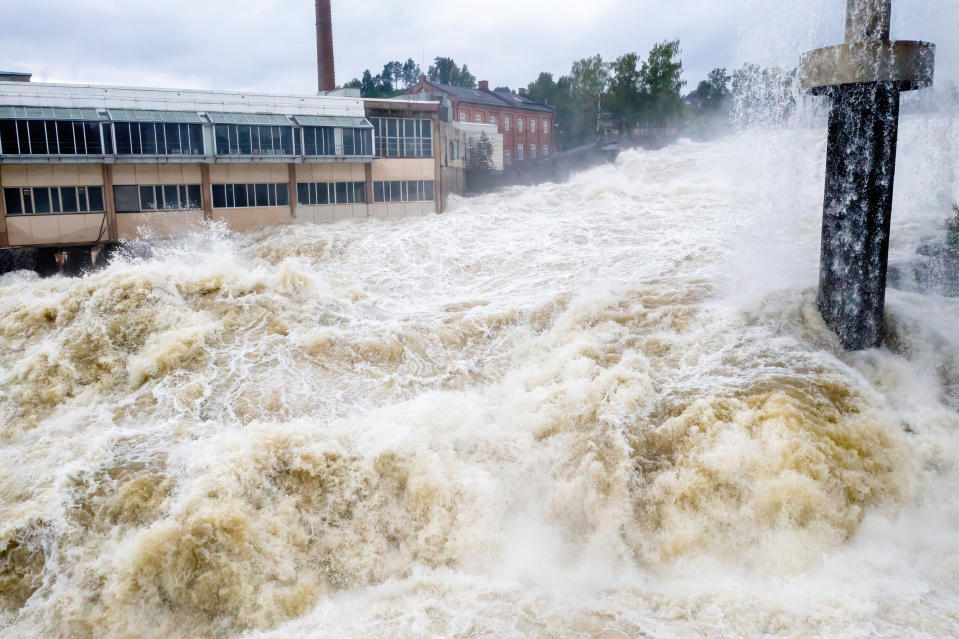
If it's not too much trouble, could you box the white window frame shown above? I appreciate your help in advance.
[517,144,524,161]
[490,115,497,127]
[505,117,511,132]
[543,121,549,135]
[518,118,524,133]
[531,119,537,134]
[531,144,537,159]
[459,112,466,122]
[504,150,511,166]
[475,114,482,123]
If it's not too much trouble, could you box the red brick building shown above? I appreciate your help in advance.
[407,78,554,171]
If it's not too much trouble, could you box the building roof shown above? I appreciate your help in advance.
[492,89,553,113]
[415,79,553,113]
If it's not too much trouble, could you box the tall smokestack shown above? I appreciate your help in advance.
[316,0,335,93]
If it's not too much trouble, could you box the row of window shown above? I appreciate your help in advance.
[297,181,366,205]
[457,113,549,135]
[115,122,203,156]
[0,119,386,158]
[372,180,435,203]
[214,124,296,156]
[115,184,202,212]
[4,186,104,215]
[0,120,107,155]
[3,180,437,215]
[211,183,290,209]
[368,118,433,159]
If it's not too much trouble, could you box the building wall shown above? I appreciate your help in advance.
[446,97,553,169]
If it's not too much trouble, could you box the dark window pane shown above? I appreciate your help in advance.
[277,183,289,206]
[316,183,329,205]
[353,182,366,203]
[155,123,166,154]
[304,129,316,155]
[212,184,226,208]
[373,182,384,203]
[0,120,18,154]
[33,187,51,213]
[130,123,142,154]
[239,126,252,155]
[82,122,101,154]
[99,123,112,155]
[50,187,61,213]
[17,122,30,153]
[389,181,402,202]
[387,119,398,136]
[215,126,229,155]
[187,185,201,208]
[87,186,103,211]
[333,182,347,204]
[139,185,156,211]
[28,121,48,154]
[297,183,309,205]
[77,188,87,212]
[21,188,33,214]
[343,129,354,155]
[281,128,293,154]
[141,123,157,154]
[189,125,203,154]
[56,121,76,154]
[114,185,139,212]
[45,122,59,154]
[424,181,435,201]
[163,185,179,209]
[234,183,248,208]
[115,123,131,154]
[253,183,268,207]
[4,188,22,214]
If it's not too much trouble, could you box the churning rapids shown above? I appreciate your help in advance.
[1,123,958,638]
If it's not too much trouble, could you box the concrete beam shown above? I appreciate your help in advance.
[800,40,935,91]
[200,164,212,221]
[288,163,298,219]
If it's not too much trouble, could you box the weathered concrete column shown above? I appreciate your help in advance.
[0,169,8,247]
[288,163,298,219]
[200,164,213,221]
[101,164,119,242]
[800,0,935,350]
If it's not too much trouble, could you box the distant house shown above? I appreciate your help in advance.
[407,77,554,173]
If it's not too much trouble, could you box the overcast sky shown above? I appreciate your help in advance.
[2,0,956,95]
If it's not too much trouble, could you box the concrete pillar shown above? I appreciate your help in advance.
[433,111,443,213]
[200,164,213,221]
[0,169,8,247]
[800,0,935,350]
[101,164,118,242]
[364,162,373,213]
[288,163,298,218]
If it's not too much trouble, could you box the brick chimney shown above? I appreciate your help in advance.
[518,87,527,96]
[478,80,489,91]
[315,0,335,92]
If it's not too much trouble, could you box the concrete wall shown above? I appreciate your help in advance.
[370,158,435,182]
[117,211,205,240]
[113,163,203,186]
[6,213,105,246]
[1,164,102,187]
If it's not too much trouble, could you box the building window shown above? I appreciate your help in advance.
[543,121,549,135]
[504,150,511,167]
[302,126,335,155]
[114,184,202,212]
[531,144,537,159]
[369,118,433,159]
[531,119,537,134]
[490,115,497,127]
[211,183,290,208]
[342,127,373,155]
[296,182,366,205]
[475,114,482,123]
[3,186,104,215]
[213,125,294,156]
[518,118,524,133]
[372,180,435,203]
[114,122,203,155]
[0,119,105,155]
[543,145,549,157]
[505,117,511,132]
[459,112,466,122]
[517,144,524,161]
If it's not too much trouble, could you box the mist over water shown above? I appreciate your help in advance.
[3,3,959,634]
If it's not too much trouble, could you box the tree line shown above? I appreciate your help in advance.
[344,45,800,151]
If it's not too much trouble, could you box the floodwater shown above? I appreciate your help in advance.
[1,120,958,637]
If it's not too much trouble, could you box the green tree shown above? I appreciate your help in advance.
[402,58,422,87]
[640,39,685,126]
[382,61,403,89]
[949,202,959,249]
[607,52,642,131]
[360,70,377,97]
[427,57,477,86]
[343,78,362,90]
[467,132,494,170]
[697,68,731,112]
[527,72,558,105]
[458,64,477,89]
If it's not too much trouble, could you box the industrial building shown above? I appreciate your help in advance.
[0,81,441,249]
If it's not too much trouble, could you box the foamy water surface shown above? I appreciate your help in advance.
[1,123,958,638]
